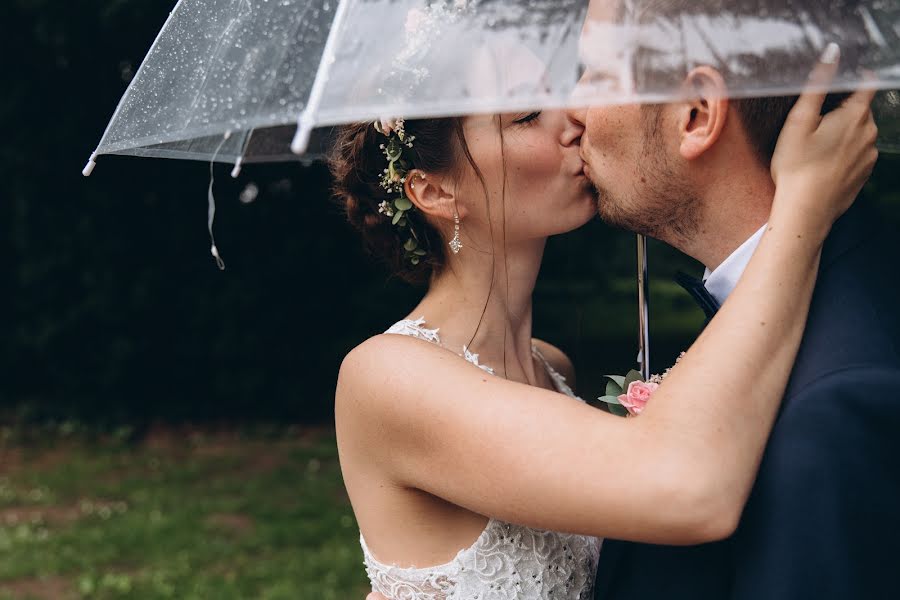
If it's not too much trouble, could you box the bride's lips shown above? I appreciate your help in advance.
[578,151,591,178]
[574,158,589,178]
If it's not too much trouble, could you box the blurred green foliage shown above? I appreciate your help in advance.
[3,1,899,424]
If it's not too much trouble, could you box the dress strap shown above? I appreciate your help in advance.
[384,317,442,344]
[385,318,495,375]
[531,346,581,401]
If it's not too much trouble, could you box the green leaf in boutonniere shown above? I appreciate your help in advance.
[623,369,644,390]
[605,375,625,388]
[598,395,629,417]
[599,394,622,405]
[608,403,630,417]
[609,404,629,417]
[605,380,623,397]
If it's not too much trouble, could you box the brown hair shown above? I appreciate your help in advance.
[329,118,490,285]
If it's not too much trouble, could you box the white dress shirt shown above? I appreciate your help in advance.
[702,224,768,306]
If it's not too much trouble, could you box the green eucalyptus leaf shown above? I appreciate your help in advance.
[413,249,427,256]
[598,395,622,406]
[608,404,630,417]
[397,218,408,227]
[386,141,402,161]
[404,238,418,252]
[605,380,624,397]
[605,375,626,387]
[392,211,404,225]
[394,197,413,211]
[410,257,420,265]
[623,369,644,389]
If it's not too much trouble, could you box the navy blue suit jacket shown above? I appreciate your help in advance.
[594,202,900,600]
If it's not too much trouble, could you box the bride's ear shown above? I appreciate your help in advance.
[404,170,465,223]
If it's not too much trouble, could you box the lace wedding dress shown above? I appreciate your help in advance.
[360,318,602,600]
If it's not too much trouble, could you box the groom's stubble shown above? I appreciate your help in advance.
[590,105,703,246]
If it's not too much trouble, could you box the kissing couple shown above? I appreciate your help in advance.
[330,1,899,598]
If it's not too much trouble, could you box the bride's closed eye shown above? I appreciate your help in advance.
[512,111,542,126]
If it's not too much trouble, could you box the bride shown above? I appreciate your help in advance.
[328,63,878,599]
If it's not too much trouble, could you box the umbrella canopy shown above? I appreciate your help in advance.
[84,0,900,174]
[82,0,900,378]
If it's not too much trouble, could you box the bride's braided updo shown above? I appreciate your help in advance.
[330,117,472,285]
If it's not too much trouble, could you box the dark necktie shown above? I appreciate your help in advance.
[674,270,721,321]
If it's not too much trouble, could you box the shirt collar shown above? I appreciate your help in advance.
[702,223,768,305]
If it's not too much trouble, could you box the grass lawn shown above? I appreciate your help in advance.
[0,425,370,600]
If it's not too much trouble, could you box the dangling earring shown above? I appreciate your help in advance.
[449,211,462,254]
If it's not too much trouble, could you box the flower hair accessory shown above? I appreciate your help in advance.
[374,117,427,266]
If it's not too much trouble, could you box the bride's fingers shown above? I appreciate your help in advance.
[837,71,879,117]
[787,42,841,129]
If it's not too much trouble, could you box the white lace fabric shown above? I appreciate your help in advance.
[360,318,601,599]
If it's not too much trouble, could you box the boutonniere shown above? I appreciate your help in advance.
[599,353,685,417]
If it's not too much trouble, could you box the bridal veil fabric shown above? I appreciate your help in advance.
[83,0,900,174]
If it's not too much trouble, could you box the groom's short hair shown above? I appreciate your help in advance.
[628,0,862,165]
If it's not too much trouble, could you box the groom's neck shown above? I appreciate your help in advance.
[678,168,775,272]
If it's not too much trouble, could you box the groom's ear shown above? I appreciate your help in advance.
[404,170,463,224]
[677,66,730,161]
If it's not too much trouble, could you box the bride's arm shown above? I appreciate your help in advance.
[337,62,878,545]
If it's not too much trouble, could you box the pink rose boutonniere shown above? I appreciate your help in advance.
[619,380,659,415]
[599,353,684,417]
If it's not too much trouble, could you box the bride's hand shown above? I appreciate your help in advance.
[770,43,879,234]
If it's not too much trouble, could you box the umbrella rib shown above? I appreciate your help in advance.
[184,0,252,132]
[231,1,314,173]
[83,0,192,175]
[290,0,352,156]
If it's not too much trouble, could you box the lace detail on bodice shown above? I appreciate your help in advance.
[362,518,601,600]
[386,318,496,375]
[360,318,601,599]
[385,318,581,398]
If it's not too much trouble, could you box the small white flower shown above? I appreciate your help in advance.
[378,201,394,217]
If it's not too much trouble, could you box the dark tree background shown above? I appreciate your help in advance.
[3,1,898,426]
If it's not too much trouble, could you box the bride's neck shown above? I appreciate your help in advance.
[412,237,547,384]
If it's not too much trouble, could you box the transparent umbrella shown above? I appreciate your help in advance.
[82,0,900,376]
[83,0,900,174]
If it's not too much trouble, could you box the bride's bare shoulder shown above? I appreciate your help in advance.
[335,333,465,413]
[334,334,486,460]
[340,333,443,383]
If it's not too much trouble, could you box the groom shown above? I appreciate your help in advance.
[363,0,900,597]
[574,1,900,599]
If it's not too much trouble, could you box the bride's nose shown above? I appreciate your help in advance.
[560,114,584,148]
